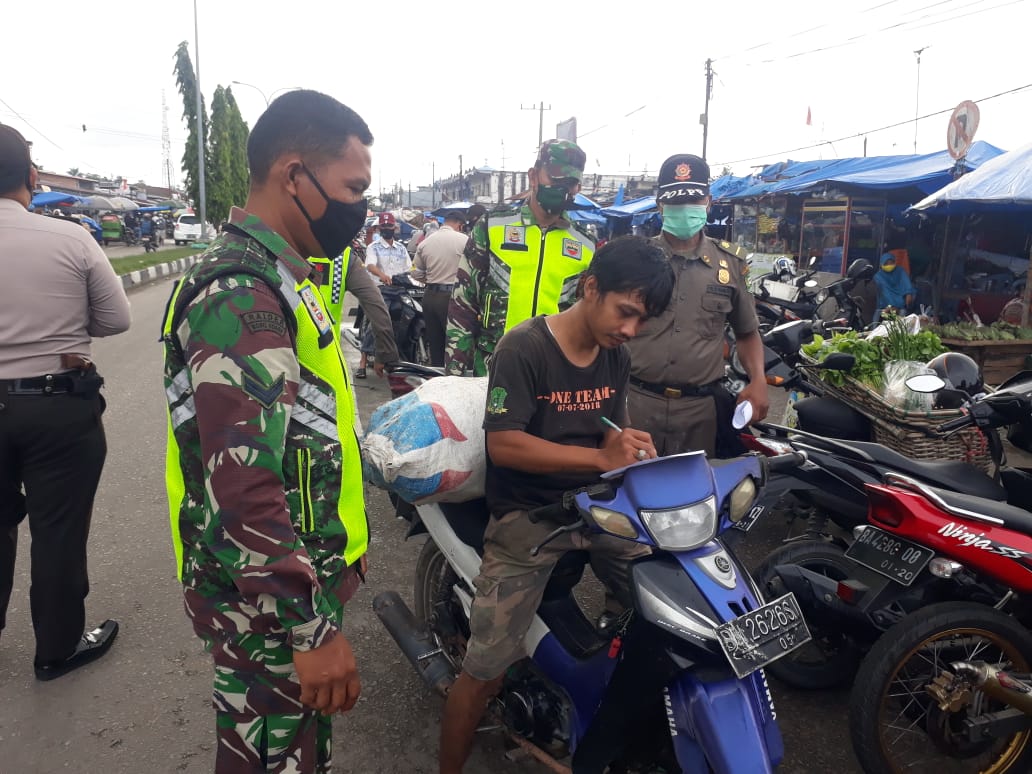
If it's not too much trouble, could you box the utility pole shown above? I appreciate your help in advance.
[913,47,929,155]
[431,161,435,208]
[701,58,714,160]
[521,102,552,148]
[458,154,463,200]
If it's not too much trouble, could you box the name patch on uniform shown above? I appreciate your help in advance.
[562,238,583,260]
[706,284,734,298]
[299,286,332,337]
[504,226,526,246]
[242,371,286,410]
[242,311,287,337]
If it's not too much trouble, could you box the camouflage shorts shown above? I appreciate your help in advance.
[462,509,650,681]
[215,705,331,773]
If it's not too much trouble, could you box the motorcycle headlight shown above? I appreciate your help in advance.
[640,496,716,551]
[589,506,639,539]
[728,477,758,523]
[815,288,829,304]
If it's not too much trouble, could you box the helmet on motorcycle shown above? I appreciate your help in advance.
[772,256,795,277]
[927,352,983,407]
[846,259,876,281]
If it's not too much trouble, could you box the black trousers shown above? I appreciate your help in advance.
[0,390,106,664]
[422,289,451,367]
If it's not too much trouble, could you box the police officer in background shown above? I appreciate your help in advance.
[0,124,131,680]
[625,153,769,456]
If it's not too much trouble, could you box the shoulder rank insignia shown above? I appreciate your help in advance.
[562,238,583,260]
[718,268,731,284]
[505,226,526,245]
[242,371,286,410]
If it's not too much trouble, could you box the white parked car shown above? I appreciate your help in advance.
[173,213,212,245]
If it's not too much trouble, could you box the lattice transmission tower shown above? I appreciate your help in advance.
[161,90,176,192]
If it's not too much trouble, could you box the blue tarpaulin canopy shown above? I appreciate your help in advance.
[716,141,1005,201]
[910,142,1032,214]
[31,191,85,208]
[601,196,657,218]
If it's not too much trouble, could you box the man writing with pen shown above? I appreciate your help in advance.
[439,236,675,773]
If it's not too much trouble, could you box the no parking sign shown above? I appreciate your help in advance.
[947,100,980,160]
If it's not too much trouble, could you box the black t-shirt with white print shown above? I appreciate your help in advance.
[483,316,630,518]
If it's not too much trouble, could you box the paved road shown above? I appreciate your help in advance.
[0,277,860,773]
[102,241,185,260]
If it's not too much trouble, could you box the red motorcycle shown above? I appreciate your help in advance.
[843,371,1032,773]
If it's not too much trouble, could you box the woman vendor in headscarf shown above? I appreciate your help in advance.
[873,252,915,320]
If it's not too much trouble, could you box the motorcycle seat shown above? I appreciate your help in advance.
[811,438,1006,502]
[438,499,603,656]
[925,485,1032,535]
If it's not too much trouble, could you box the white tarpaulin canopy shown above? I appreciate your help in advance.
[910,142,1032,213]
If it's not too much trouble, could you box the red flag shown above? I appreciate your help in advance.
[806,106,812,126]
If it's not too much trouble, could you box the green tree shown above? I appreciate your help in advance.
[207,86,251,225]
[173,41,210,214]
[67,167,80,177]
[225,88,250,208]
[207,86,233,225]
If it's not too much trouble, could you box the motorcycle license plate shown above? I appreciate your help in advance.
[845,526,933,587]
[716,593,812,679]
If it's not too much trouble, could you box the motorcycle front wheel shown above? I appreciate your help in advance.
[754,540,863,689]
[850,602,1032,774]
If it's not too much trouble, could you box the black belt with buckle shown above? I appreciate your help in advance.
[630,376,718,399]
[426,283,455,292]
[2,374,75,395]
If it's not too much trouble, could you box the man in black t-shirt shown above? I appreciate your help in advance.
[439,237,675,774]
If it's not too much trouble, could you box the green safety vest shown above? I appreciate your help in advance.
[486,217,595,332]
[162,247,367,580]
[309,247,350,324]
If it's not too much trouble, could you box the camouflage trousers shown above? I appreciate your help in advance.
[463,509,650,681]
[211,645,334,773]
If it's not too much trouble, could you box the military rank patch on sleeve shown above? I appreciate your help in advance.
[242,371,286,410]
[241,311,287,337]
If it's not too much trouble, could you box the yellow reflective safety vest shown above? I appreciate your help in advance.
[486,216,595,332]
[161,244,367,583]
[309,247,350,324]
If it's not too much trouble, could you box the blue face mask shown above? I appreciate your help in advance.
[661,204,708,239]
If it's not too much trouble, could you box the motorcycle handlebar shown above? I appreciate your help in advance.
[938,414,973,433]
[763,451,808,474]
[527,501,575,524]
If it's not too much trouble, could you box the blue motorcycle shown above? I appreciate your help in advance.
[375,450,810,773]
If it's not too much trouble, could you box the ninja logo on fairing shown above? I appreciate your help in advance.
[937,522,1029,559]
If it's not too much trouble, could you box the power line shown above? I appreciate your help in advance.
[0,96,64,150]
[711,82,1032,167]
[738,0,1019,68]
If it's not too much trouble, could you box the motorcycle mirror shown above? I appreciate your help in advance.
[804,279,819,288]
[820,352,856,371]
[808,255,818,268]
[905,373,947,393]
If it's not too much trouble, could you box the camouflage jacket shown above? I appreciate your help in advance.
[444,204,595,376]
[162,207,367,658]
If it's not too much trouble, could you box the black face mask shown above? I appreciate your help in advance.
[380,228,395,241]
[293,163,367,258]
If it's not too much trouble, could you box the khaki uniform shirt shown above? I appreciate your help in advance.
[626,234,757,387]
[0,198,131,378]
[411,224,467,285]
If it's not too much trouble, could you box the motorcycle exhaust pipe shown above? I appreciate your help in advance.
[952,661,1032,715]
[373,591,455,697]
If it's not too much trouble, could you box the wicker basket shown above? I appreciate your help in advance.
[801,355,994,473]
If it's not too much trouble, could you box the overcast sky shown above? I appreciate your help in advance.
[3,0,1029,197]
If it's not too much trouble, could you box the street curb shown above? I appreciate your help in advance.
[120,255,202,290]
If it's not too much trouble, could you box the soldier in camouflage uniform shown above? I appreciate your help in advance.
[444,139,595,376]
[161,90,373,773]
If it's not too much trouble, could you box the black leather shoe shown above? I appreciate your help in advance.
[34,620,119,681]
